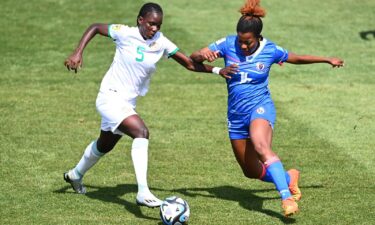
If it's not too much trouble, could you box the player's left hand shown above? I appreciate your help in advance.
[219,64,239,79]
[329,58,344,68]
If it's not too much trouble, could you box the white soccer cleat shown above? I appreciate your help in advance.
[63,171,86,194]
[136,192,163,208]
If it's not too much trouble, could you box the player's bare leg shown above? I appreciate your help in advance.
[118,115,162,208]
[250,119,298,216]
[231,139,264,179]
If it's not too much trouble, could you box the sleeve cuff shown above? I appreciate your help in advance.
[108,24,113,38]
[168,48,179,58]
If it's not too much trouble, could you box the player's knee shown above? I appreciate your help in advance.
[134,127,149,139]
[252,141,271,156]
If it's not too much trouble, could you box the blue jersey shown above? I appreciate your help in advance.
[209,35,289,114]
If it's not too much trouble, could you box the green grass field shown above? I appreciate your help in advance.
[1,0,374,224]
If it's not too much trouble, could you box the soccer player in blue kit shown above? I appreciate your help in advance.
[190,0,344,217]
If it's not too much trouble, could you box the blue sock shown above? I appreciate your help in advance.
[265,160,292,200]
[261,169,290,184]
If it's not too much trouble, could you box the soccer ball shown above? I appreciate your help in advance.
[160,196,190,225]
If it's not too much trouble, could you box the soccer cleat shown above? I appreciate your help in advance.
[136,192,163,208]
[282,197,299,217]
[63,171,86,194]
[287,169,302,201]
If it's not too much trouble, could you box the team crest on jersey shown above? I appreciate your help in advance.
[256,107,265,114]
[112,24,122,31]
[149,42,159,50]
[256,62,265,71]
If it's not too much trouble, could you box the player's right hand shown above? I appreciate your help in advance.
[329,57,344,68]
[219,64,239,79]
[64,52,83,73]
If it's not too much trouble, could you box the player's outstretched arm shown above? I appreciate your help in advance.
[190,47,220,63]
[64,23,109,73]
[286,52,344,68]
[171,51,236,79]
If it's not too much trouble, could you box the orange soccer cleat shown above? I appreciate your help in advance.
[288,169,302,201]
[282,197,299,217]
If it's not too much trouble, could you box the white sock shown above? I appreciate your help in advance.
[71,141,104,180]
[131,138,150,194]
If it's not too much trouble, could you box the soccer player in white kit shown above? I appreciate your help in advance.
[63,2,236,208]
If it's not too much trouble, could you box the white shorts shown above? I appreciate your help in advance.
[96,90,137,135]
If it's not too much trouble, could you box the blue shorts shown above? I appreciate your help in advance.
[227,101,276,140]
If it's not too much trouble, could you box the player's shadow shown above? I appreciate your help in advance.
[359,30,375,40]
[167,184,322,224]
[170,185,295,223]
[54,183,158,221]
[56,183,322,223]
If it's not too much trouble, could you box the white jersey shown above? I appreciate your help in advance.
[99,24,179,106]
